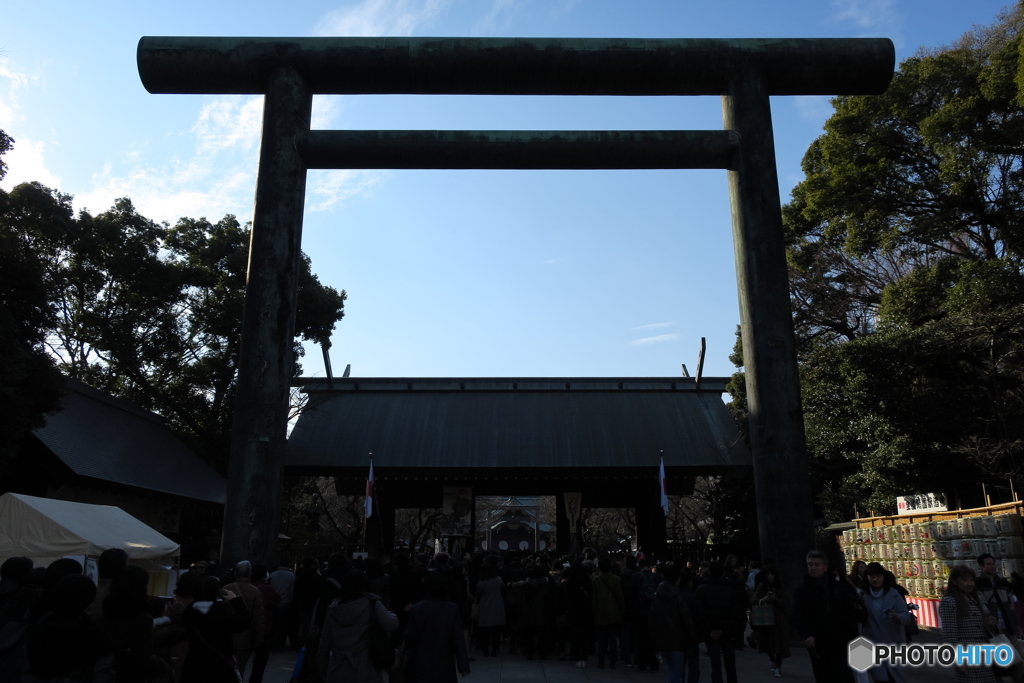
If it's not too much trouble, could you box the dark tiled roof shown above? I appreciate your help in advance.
[33,380,226,504]
[286,377,749,470]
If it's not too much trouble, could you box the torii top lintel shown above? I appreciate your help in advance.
[137,36,894,97]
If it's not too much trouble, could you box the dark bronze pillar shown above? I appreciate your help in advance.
[221,67,312,569]
[722,69,815,594]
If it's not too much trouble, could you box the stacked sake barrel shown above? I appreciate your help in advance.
[841,512,1023,599]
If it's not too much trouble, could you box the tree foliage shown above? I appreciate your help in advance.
[0,135,66,466]
[0,147,347,474]
[784,9,1024,521]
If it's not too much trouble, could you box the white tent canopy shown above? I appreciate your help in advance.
[0,492,179,564]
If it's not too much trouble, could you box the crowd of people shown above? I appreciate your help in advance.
[2,546,1024,683]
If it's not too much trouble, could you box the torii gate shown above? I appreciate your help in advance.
[137,36,893,588]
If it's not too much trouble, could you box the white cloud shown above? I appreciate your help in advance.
[793,96,833,124]
[632,322,674,330]
[316,0,454,36]
[312,97,344,130]
[827,0,900,34]
[540,257,562,265]
[192,97,263,155]
[0,57,63,191]
[1,137,62,189]
[473,0,518,34]
[0,58,32,126]
[74,95,377,222]
[629,333,681,346]
[74,96,264,221]
[307,169,384,212]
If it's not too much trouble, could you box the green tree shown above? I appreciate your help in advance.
[784,8,1024,521]
[3,170,346,474]
[0,135,66,469]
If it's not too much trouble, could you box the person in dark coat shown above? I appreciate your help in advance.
[695,561,744,683]
[180,576,252,683]
[388,554,420,642]
[405,572,470,683]
[474,563,505,657]
[248,564,280,683]
[520,565,556,660]
[591,556,625,669]
[448,563,473,660]
[364,559,391,610]
[96,565,170,683]
[649,564,699,683]
[0,557,35,630]
[792,550,861,683]
[565,562,594,668]
[293,557,323,643]
[627,557,663,672]
[619,554,639,667]
[0,557,33,616]
[87,549,128,621]
[223,560,266,676]
[26,574,115,682]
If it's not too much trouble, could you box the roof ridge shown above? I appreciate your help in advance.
[65,378,167,426]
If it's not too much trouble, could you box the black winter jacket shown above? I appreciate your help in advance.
[695,578,745,638]
[791,575,861,645]
[649,581,698,650]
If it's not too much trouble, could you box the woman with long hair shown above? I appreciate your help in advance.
[939,565,997,683]
[751,564,790,678]
[316,569,398,683]
[860,562,911,683]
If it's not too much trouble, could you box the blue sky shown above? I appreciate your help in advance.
[1,0,1010,380]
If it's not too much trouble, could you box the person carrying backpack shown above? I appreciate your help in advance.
[628,558,663,673]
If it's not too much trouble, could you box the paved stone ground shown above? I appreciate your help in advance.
[252,629,958,683]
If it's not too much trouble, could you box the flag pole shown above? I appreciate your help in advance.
[363,452,373,553]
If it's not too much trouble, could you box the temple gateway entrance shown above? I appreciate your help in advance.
[137,35,894,587]
[286,375,750,557]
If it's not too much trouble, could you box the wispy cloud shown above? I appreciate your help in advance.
[827,0,901,41]
[0,57,62,190]
[549,0,583,20]
[307,169,383,212]
[793,96,833,124]
[74,95,378,223]
[316,0,454,36]
[0,57,34,125]
[74,96,264,221]
[540,257,562,265]
[632,322,674,330]
[630,334,681,346]
[473,0,518,34]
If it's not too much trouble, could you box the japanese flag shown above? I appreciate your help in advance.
[658,456,669,516]
[365,459,374,518]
